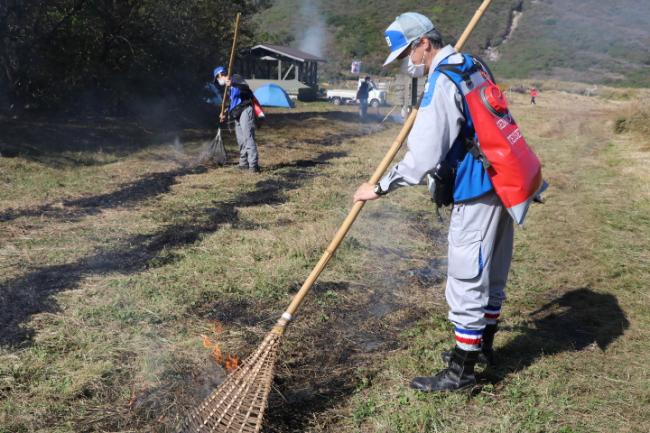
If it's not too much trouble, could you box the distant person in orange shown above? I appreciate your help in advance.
[530,87,538,105]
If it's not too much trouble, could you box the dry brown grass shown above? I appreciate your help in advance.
[614,98,650,141]
[2,90,649,433]
[0,103,415,433]
[330,88,650,433]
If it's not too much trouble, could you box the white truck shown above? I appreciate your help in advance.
[326,84,386,107]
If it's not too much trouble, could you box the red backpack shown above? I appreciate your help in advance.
[252,95,265,120]
[437,55,546,224]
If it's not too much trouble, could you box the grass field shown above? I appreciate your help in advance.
[1,89,649,433]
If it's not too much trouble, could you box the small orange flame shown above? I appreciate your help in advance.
[200,322,239,372]
[225,354,241,372]
[212,344,223,364]
[201,334,214,349]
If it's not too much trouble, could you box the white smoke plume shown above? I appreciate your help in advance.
[297,0,326,57]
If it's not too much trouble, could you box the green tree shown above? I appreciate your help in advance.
[0,0,263,112]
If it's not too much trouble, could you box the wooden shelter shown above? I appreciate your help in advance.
[237,44,325,100]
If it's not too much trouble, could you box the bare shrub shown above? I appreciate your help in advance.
[614,100,650,136]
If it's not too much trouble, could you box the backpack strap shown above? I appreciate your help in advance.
[435,54,491,95]
[436,63,477,92]
[435,54,492,170]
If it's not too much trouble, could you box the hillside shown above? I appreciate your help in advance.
[252,0,650,86]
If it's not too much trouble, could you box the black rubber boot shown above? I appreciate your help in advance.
[480,323,498,365]
[441,323,498,366]
[410,347,478,392]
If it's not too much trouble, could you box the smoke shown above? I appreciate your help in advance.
[297,0,326,57]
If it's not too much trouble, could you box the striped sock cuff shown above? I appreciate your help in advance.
[484,304,501,325]
[454,326,483,351]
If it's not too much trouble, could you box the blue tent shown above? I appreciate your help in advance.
[253,84,294,108]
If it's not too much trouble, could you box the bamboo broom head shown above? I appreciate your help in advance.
[212,129,227,165]
[177,330,282,433]
[203,128,227,166]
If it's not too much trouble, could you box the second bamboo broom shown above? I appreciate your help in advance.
[204,13,241,166]
[178,1,495,432]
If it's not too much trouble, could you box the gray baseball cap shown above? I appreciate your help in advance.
[383,12,435,66]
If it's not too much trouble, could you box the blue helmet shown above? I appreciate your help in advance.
[213,66,226,77]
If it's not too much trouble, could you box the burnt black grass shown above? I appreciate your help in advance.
[0,149,349,346]
[0,166,209,223]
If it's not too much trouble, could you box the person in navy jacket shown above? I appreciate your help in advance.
[214,66,260,172]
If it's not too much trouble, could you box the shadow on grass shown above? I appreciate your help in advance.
[0,151,347,347]
[487,287,629,382]
[264,110,363,127]
[0,165,208,223]
[0,109,375,224]
[0,109,362,167]
[0,113,213,165]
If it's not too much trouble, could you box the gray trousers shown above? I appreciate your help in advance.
[359,98,368,120]
[235,106,258,168]
[445,191,514,345]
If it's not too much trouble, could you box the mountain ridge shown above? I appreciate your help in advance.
[253,0,650,86]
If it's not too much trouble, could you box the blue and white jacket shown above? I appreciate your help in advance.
[215,74,254,115]
[378,45,493,202]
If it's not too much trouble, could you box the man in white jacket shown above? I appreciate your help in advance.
[353,12,514,392]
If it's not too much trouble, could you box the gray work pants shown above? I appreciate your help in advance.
[445,191,514,333]
[235,106,258,168]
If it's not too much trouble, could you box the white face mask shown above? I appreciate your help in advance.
[217,77,226,86]
[401,56,426,78]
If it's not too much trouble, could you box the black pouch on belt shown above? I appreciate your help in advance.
[432,161,456,208]
[230,101,251,121]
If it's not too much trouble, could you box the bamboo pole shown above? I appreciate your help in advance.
[455,0,493,51]
[273,0,495,333]
[219,13,241,120]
